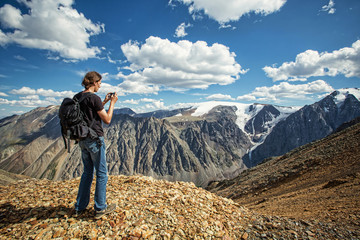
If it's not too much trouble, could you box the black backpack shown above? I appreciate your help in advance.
[59,92,99,153]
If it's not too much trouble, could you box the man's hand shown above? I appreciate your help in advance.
[110,92,118,104]
[103,92,117,106]
[98,92,118,124]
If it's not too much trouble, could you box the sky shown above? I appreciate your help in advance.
[0,0,359,119]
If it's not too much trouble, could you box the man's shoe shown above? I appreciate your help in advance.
[95,203,116,219]
[74,209,86,217]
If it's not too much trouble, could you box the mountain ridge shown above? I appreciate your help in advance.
[243,88,360,167]
[0,89,359,187]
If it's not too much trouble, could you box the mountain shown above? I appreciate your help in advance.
[0,89,359,187]
[59,106,254,187]
[334,116,360,133]
[0,105,62,179]
[0,101,296,187]
[113,107,136,116]
[243,88,360,167]
[0,102,295,186]
[0,169,30,185]
[1,175,358,239]
[206,121,360,232]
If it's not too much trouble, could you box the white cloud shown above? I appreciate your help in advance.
[120,98,169,113]
[263,40,360,81]
[0,4,22,28]
[140,98,158,103]
[0,91,8,97]
[1,86,78,108]
[119,36,247,94]
[174,22,192,38]
[236,80,334,102]
[0,0,104,60]
[236,94,257,101]
[219,23,236,30]
[0,98,10,104]
[122,99,140,105]
[14,55,26,61]
[0,97,57,108]
[127,98,167,113]
[37,88,74,98]
[106,55,124,64]
[19,95,40,100]
[144,99,165,109]
[321,0,336,14]
[9,86,36,95]
[116,75,160,95]
[171,0,287,24]
[10,86,75,98]
[206,93,234,100]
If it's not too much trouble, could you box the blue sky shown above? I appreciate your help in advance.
[0,0,359,119]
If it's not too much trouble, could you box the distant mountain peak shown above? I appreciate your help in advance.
[113,107,136,116]
[331,88,360,105]
[187,101,299,145]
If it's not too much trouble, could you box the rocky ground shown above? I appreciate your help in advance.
[1,174,359,239]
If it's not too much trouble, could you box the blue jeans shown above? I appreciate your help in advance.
[75,136,108,212]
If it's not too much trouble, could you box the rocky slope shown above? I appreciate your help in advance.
[0,105,64,181]
[207,120,360,234]
[1,175,358,239]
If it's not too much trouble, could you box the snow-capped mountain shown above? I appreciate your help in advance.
[191,102,298,133]
[333,88,360,105]
[243,88,360,167]
[183,101,299,150]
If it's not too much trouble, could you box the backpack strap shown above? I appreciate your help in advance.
[74,91,93,103]
[60,125,69,152]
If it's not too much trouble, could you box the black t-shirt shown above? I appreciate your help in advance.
[74,91,104,137]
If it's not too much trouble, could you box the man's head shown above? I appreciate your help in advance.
[82,71,102,92]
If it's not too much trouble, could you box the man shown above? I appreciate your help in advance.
[74,71,118,219]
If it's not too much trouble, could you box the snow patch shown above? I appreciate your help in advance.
[190,101,264,131]
[334,88,360,105]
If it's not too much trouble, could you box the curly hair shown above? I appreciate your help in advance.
[81,71,102,89]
